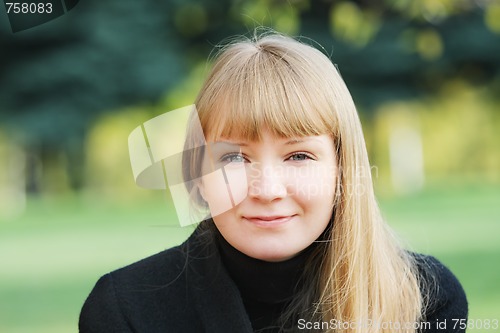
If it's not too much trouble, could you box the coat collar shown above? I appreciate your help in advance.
[184,224,254,332]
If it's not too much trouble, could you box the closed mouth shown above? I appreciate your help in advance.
[242,215,295,227]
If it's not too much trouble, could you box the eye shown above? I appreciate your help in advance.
[287,152,314,161]
[220,153,246,163]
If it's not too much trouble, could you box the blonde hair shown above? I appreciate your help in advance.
[186,31,426,333]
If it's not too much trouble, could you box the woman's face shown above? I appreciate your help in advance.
[199,130,337,262]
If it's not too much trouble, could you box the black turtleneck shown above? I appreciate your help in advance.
[215,231,315,332]
[80,223,469,333]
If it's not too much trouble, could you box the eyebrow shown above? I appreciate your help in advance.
[285,139,304,145]
[213,140,248,146]
[285,138,322,145]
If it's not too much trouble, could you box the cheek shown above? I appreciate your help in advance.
[287,165,337,204]
[224,166,249,205]
[201,165,248,217]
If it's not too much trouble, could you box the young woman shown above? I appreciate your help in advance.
[79,32,468,333]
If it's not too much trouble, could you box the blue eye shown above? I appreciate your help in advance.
[288,153,313,161]
[220,153,246,163]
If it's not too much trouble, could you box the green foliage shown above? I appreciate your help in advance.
[372,81,500,195]
[85,106,156,198]
[485,2,500,33]
[1,0,499,192]
[418,82,500,180]
[330,1,381,47]
[232,0,304,34]
[173,3,209,38]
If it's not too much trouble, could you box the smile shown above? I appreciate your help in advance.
[242,215,296,228]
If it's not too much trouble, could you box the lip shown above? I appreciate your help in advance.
[243,215,295,228]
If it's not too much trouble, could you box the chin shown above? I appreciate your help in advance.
[247,247,297,262]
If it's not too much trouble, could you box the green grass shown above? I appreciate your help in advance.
[0,194,193,333]
[0,187,499,333]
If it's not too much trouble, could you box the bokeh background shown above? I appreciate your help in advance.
[1,0,499,332]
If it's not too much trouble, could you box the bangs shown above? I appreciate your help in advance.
[196,40,339,142]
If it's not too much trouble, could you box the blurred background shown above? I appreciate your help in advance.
[1,0,499,332]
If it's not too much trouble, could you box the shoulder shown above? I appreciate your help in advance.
[412,253,468,331]
[79,231,209,332]
[108,242,189,287]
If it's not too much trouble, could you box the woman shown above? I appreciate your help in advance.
[79,32,468,332]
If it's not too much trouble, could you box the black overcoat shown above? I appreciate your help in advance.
[79,226,468,332]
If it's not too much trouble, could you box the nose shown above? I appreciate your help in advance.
[247,162,287,202]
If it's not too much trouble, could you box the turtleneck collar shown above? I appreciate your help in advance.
[215,229,315,304]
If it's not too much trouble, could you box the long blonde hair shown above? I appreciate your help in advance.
[186,31,426,333]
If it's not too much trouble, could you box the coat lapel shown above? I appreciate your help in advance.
[187,228,254,333]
